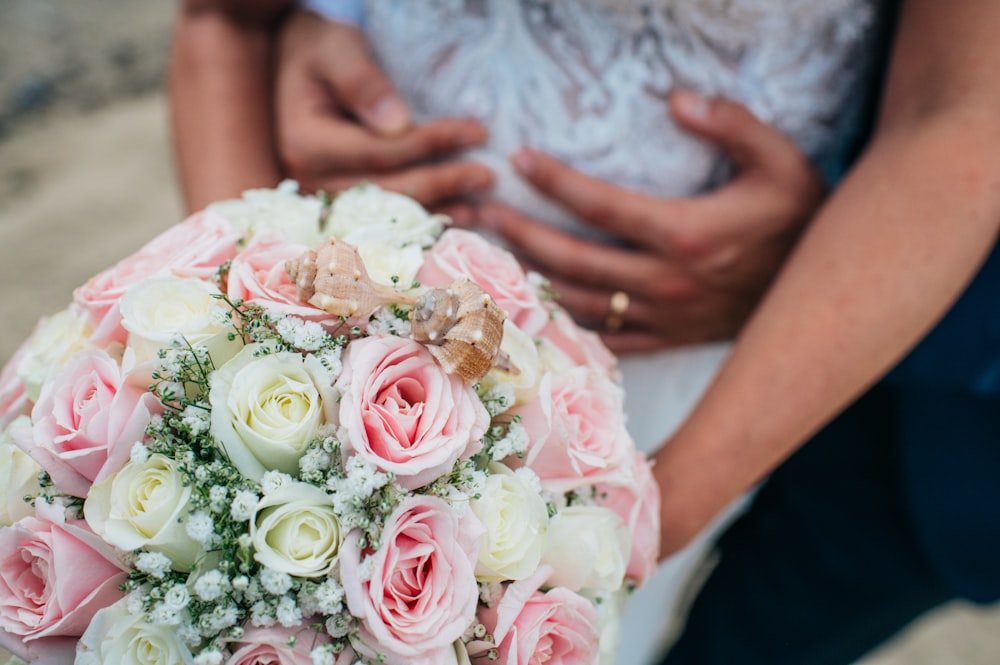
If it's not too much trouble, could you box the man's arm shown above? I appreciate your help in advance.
[654,0,1000,555]
[169,0,293,212]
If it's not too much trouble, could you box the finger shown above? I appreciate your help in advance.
[308,19,412,135]
[664,90,826,248]
[669,89,824,187]
[601,331,681,354]
[477,203,694,296]
[283,115,488,177]
[502,156,688,254]
[544,267,750,350]
[431,202,477,228]
[542,273,694,335]
[276,14,489,176]
[371,161,494,207]
[303,160,495,208]
[602,313,740,352]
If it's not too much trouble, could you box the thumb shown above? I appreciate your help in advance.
[667,89,801,175]
[315,21,411,135]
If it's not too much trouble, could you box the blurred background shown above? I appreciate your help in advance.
[0,2,998,663]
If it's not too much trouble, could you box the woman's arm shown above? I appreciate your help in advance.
[654,0,1000,555]
[169,0,293,212]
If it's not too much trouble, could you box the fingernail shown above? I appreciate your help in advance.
[671,89,710,119]
[369,95,410,134]
[511,149,536,176]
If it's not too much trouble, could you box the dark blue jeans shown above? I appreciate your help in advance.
[660,386,953,664]
[662,240,1000,664]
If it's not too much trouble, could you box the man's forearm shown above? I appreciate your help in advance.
[653,0,1000,557]
[170,2,292,212]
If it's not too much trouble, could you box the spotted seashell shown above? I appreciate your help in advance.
[411,278,506,384]
[285,247,319,303]
[285,239,415,318]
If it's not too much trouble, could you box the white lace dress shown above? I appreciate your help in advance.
[310,1,886,661]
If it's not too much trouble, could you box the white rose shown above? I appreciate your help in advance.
[536,338,575,375]
[250,481,341,577]
[207,180,324,247]
[541,506,630,593]
[75,597,195,665]
[482,320,541,404]
[17,307,95,401]
[84,453,202,569]
[357,241,424,290]
[210,344,337,481]
[326,183,447,248]
[470,462,549,582]
[591,587,628,665]
[119,276,241,366]
[0,416,43,526]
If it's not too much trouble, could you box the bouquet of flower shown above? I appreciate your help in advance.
[0,182,659,665]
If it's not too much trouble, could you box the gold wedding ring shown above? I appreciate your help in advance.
[604,290,630,332]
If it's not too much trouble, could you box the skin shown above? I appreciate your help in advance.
[651,0,1000,555]
[273,13,496,219]
[168,0,1000,559]
[170,0,296,211]
[477,93,828,352]
[269,13,828,352]
[173,7,826,353]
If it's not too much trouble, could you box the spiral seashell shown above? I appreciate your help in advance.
[285,248,319,303]
[285,239,415,319]
[411,278,507,384]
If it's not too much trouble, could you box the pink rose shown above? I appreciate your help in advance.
[468,567,600,665]
[336,335,488,490]
[341,495,485,665]
[0,630,75,665]
[26,348,162,497]
[0,341,30,427]
[226,622,337,665]
[538,307,617,375]
[511,368,633,492]
[594,452,661,586]
[73,210,240,345]
[418,229,549,336]
[0,501,126,646]
[226,232,332,323]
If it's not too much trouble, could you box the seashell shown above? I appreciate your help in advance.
[411,278,507,384]
[286,239,415,318]
[285,248,319,303]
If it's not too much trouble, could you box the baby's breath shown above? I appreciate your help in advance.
[134,552,172,579]
[367,304,413,337]
[326,457,400,550]
[477,383,515,417]
[194,650,225,665]
[193,570,229,602]
[479,414,525,462]
[150,336,217,408]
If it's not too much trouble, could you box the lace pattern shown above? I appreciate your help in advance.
[361,0,883,233]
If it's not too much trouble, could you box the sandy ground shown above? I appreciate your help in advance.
[0,2,999,663]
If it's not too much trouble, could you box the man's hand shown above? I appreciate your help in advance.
[275,12,495,221]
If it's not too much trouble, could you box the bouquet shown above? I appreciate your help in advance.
[0,182,659,665]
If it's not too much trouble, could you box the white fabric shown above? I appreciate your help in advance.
[362,0,879,238]
[299,0,364,26]
[346,1,884,662]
